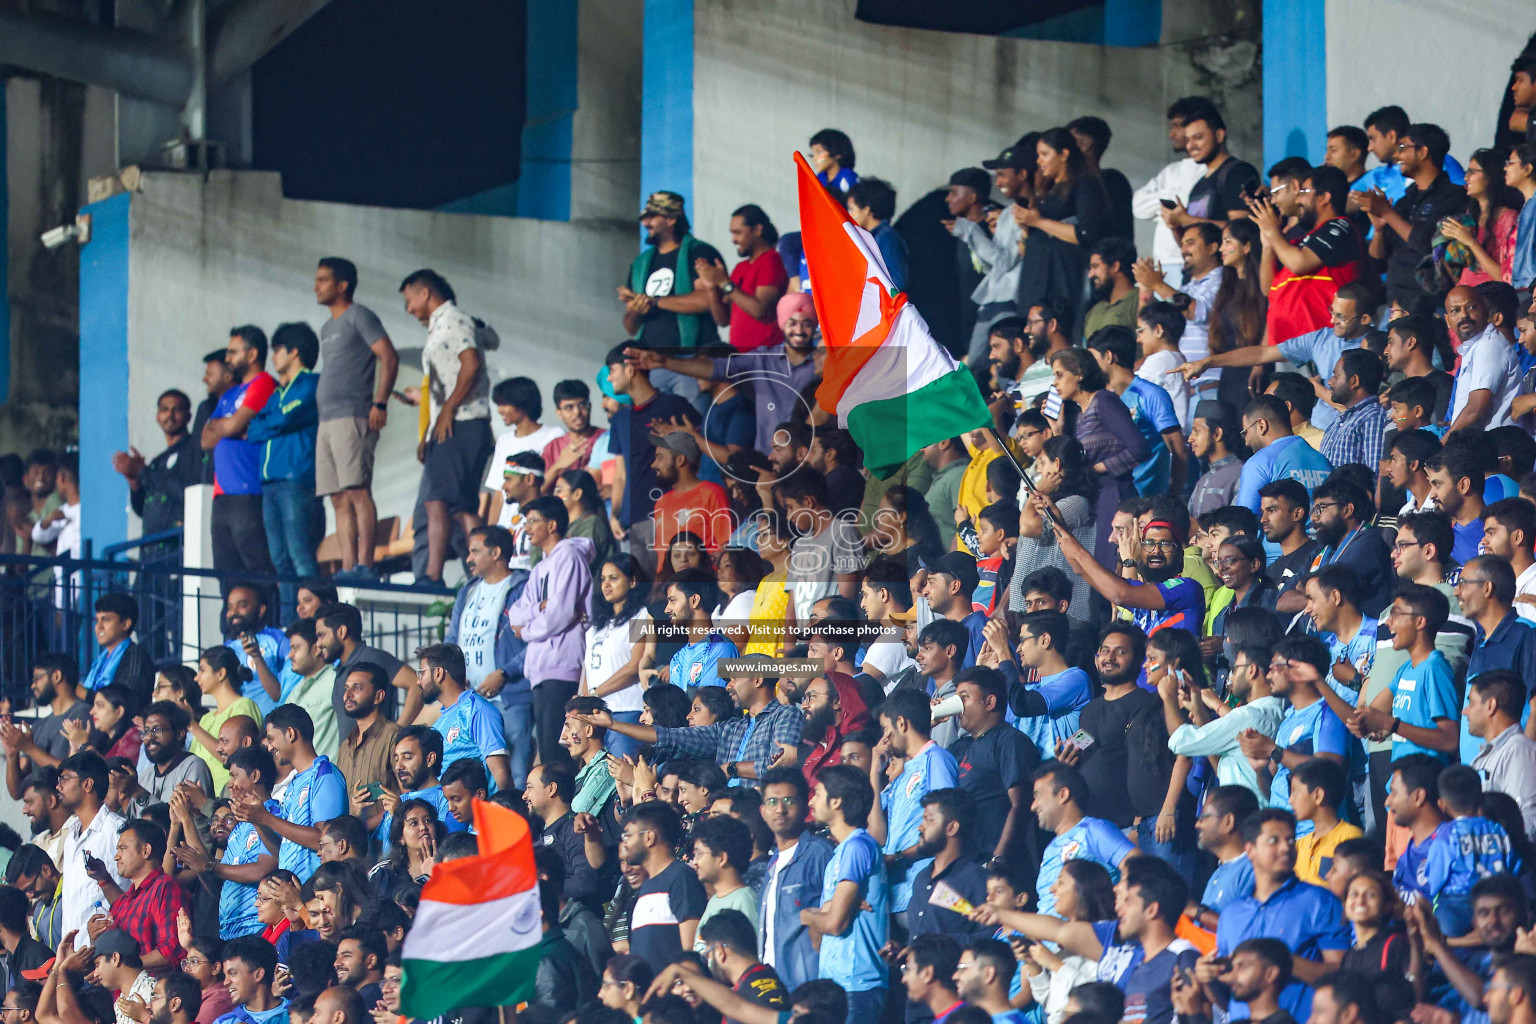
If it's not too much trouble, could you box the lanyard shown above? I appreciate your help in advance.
[1312,526,1363,572]
[731,713,762,787]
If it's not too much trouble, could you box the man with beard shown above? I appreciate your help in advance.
[1302,565,1376,709]
[1,654,91,786]
[621,801,705,973]
[1257,480,1319,593]
[413,644,511,793]
[267,620,336,759]
[574,657,800,789]
[1319,349,1389,471]
[696,204,788,353]
[1164,636,1284,802]
[1361,122,1466,317]
[946,667,1037,867]
[755,767,834,991]
[954,938,1029,1024]
[314,603,413,733]
[1234,637,1357,833]
[1383,315,1453,424]
[1082,237,1139,339]
[649,433,730,571]
[910,621,966,750]
[58,750,129,947]
[137,703,214,804]
[624,292,818,460]
[1133,97,1208,281]
[619,191,723,353]
[694,909,789,1024]
[1187,401,1245,518]
[363,726,465,844]
[16,769,71,867]
[799,674,871,791]
[560,696,617,818]
[331,665,400,811]
[1065,625,1159,833]
[1446,284,1521,435]
[232,705,346,882]
[538,379,608,485]
[4,846,63,949]
[920,439,969,551]
[1052,513,1204,641]
[222,584,287,717]
[1425,442,1488,565]
[654,570,736,691]
[150,971,203,1024]
[524,757,609,913]
[1276,479,1391,618]
[903,788,989,949]
[1253,164,1364,343]
[1163,104,1260,232]
[200,326,278,588]
[1412,875,1529,1021]
[1133,223,1225,408]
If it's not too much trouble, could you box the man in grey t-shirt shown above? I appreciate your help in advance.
[315,257,400,584]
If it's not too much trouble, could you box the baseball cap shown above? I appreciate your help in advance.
[93,929,140,963]
[639,191,686,221]
[948,168,992,197]
[932,551,980,596]
[982,145,1028,171]
[888,605,918,624]
[651,431,701,466]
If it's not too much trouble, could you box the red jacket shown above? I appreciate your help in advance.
[801,672,871,788]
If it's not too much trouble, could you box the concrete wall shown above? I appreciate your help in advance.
[110,169,635,548]
[1325,0,1528,159]
[688,0,1262,260]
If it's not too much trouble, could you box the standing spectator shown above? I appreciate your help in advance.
[1016,128,1106,336]
[233,705,347,881]
[1425,444,1488,563]
[1164,103,1259,230]
[1467,670,1536,840]
[802,765,889,1023]
[1162,635,1282,802]
[757,766,834,992]
[695,910,789,1020]
[0,885,51,988]
[1508,143,1536,290]
[1254,165,1365,344]
[846,179,908,291]
[948,667,1039,866]
[621,802,706,973]
[1132,97,1208,279]
[1187,401,1245,517]
[1030,761,1134,920]
[1482,498,1536,620]
[942,166,997,359]
[506,497,593,767]
[313,257,399,584]
[98,819,183,970]
[445,525,531,787]
[192,350,235,486]
[541,381,609,484]
[1088,323,1188,497]
[1069,116,1134,242]
[1190,786,1260,927]
[620,191,723,354]
[905,789,989,946]
[602,345,702,558]
[1361,123,1467,315]
[199,327,278,588]
[0,656,87,785]
[775,472,864,625]
[1461,556,1536,762]
[482,377,565,529]
[560,697,617,818]
[698,205,788,352]
[334,663,403,818]
[81,594,156,704]
[414,645,511,793]
[314,604,416,733]
[867,689,958,921]
[59,750,128,945]
[112,389,200,542]
[1082,238,1139,339]
[954,143,1034,369]
[246,322,323,616]
[1134,223,1226,417]
[5,845,64,947]
[1232,396,1333,536]
[400,269,492,587]
[1320,349,1389,471]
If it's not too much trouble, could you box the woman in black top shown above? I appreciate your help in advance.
[1339,870,1420,998]
[1016,127,1108,335]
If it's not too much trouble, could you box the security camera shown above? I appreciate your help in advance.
[40,214,91,250]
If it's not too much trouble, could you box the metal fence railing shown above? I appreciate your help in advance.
[0,550,453,708]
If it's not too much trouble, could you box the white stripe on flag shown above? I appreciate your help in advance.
[404,888,542,962]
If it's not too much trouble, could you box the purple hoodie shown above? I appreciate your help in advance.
[506,535,594,684]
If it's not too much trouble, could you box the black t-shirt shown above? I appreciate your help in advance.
[951,723,1041,859]
[1424,369,1455,421]
[1102,167,1136,241]
[1076,688,1159,828]
[1301,216,1362,266]
[1267,540,1320,593]
[1340,923,1412,979]
[630,243,723,350]
[1186,158,1260,222]
[628,859,707,973]
[1382,173,1468,311]
[729,964,789,1024]
[609,391,704,526]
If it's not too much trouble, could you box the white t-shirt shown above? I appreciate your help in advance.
[862,637,916,684]
[715,589,756,629]
[1451,325,1519,429]
[762,841,797,968]
[1518,562,1536,624]
[483,422,565,491]
[1137,349,1191,432]
[496,502,535,571]
[585,607,650,713]
[115,971,156,1024]
[459,575,514,686]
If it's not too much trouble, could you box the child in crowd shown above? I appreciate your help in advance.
[1434,764,1521,936]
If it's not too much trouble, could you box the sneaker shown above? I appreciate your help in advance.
[333,565,380,584]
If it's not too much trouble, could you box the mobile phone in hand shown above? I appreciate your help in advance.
[1160,198,1178,209]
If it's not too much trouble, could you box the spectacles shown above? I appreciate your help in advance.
[1296,187,1316,195]
[1393,540,1422,551]
[182,957,209,969]
[1457,577,1489,588]
[1145,540,1181,552]
[57,773,79,784]
[1311,501,1340,513]
[380,978,401,989]
[1215,555,1250,569]
[763,796,799,809]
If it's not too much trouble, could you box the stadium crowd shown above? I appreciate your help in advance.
[5,52,1536,1024]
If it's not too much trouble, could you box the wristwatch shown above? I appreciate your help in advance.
[373,402,387,411]
[718,281,736,296]
[1120,559,1138,569]
[725,761,739,779]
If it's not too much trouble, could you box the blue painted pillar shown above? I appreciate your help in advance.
[1103,0,1162,47]
[640,0,694,219]
[1262,0,1328,169]
[516,0,578,221]
[0,84,9,403]
[79,192,131,551]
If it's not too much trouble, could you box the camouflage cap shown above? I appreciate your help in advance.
[640,190,687,220]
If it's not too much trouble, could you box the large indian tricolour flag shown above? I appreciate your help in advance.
[399,800,541,1019]
[796,152,993,478]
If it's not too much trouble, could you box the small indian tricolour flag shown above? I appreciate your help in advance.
[795,152,992,478]
[399,800,541,1019]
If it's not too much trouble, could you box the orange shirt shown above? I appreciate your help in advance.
[651,480,732,572]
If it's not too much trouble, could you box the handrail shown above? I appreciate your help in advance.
[0,552,454,595]
[102,528,184,560]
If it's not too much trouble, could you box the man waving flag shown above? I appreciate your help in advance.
[796,152,993,478]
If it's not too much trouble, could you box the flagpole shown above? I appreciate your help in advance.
[987,426,1064,530]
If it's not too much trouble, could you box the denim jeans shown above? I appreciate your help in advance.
[845,988,888,1024]
[605,711,644,759]
[1136,815,1197,885]
[499,698,534,790]
[262,479,324,614]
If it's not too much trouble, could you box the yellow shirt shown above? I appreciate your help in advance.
[957,448,1001,549]
[197,697,263,795]
[746,575,791,656]
[1295,819,1363,885]
[1296,421,1325,453]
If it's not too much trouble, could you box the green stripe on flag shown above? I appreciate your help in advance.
[845,365,993,478]
[400,947,541,1019]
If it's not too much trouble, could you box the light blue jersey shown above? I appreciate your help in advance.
[1390,651,1458,762]
[1122,377,1178,497]
[881,741,958,912]
[818,828,889,993]
[1014,668,1091,754]
[1036,817,1135,919]
[1200,853,1255,914]
[374,784,469,841]
[433,690,509,790]
[1323,626,1375,708]
[278,756,347,880]
[668,633,737,688]
[225,628,288,716]
[219,798,280,939]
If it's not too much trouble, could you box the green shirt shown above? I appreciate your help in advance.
[571,750,617,817]
[283,665,339,760]
[924,459,968,549]
[197,698,263,795]
[859,451,934,535]
[1082,289,1139,339]
[694,883,760,951]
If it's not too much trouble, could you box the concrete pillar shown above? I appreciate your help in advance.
[640,0,693,218]
[78,191,131,551]
[180,483,223,660]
